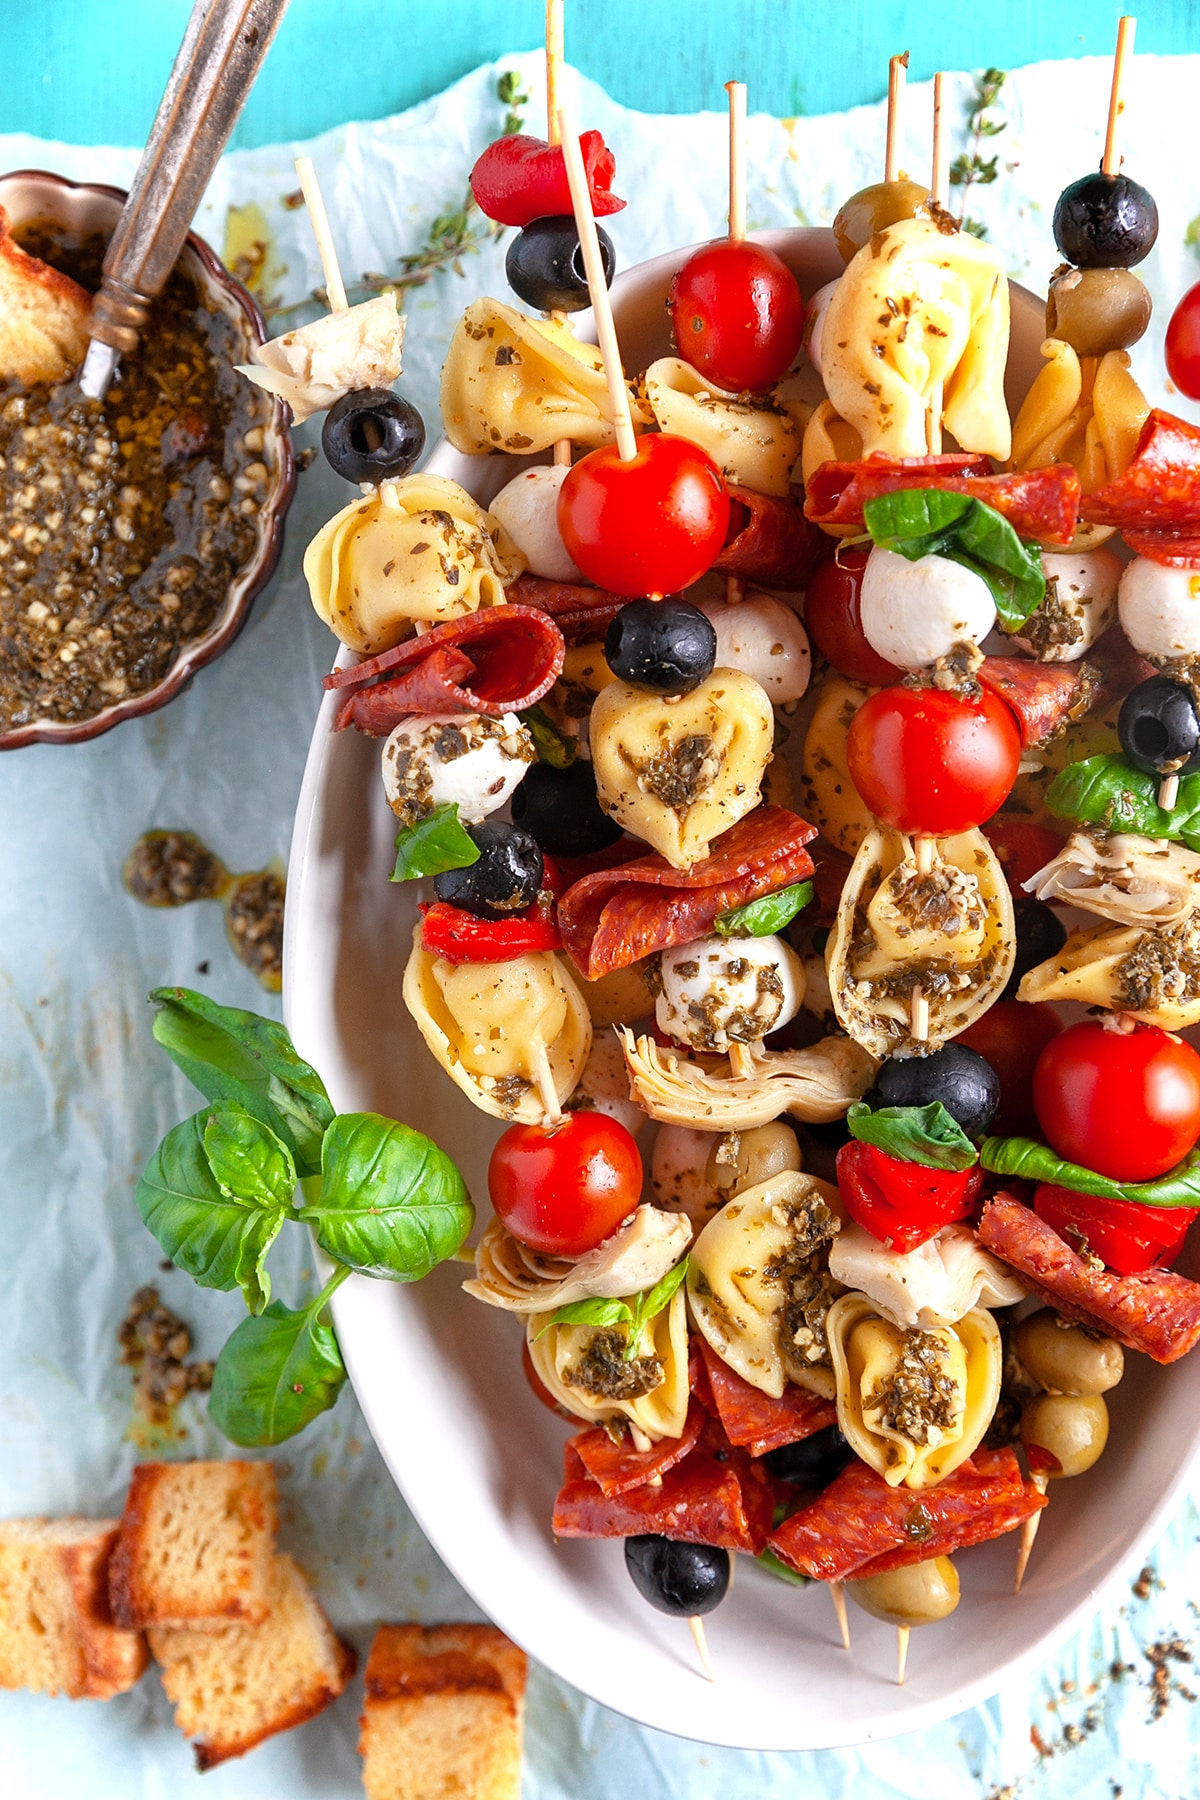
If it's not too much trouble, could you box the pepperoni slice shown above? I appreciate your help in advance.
[1082,410,1200,529]
[552,1438,775,1552]
[713,485,826,590]
[323,605,565,733]
[505,573,627,644]
[569,1399,707,1496]
[804,455,1081,547]
[698,1340,837,1456]
[978,655,1102,748]
[1122,528,1200,567]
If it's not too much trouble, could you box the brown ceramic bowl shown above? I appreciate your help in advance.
[0,169,295,750]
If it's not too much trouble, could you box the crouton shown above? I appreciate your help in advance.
[0,206,92,385]
[109,1459,277,1631]
[0,1517,148,1699]
[359,1623,527,1800]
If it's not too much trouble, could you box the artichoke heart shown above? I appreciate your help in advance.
[1025,830,1200,929]
[525,1286,690,1441]
[643,356,800,497]
[618,1028,877,1130]
[464,1205,691,1314]
[827,1293,1001,1489]
[1018,915,1200,1029]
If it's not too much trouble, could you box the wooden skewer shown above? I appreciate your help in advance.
[689,1614,716,1681]
[726,80,747,242]
[559,105,638,462]
[545,0,574,467]
[294,155,347,312]
[925,76,948,454]
[1158,772,1180,811]
[896,1624,911,1686]
[1103,16,1137,177]
[830,1579,851,1650]
[914,834,935,876]
[1013,1472,1051,1593]
[910,834,934,1040]
[885,52,908,184]
[530,1038,563,1126]
[728,1042,757,1080]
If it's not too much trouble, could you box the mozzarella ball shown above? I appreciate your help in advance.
[695,591,812,703]
[859,547,997,671]
[650,1124,725,1227]
[569,1033,647,1137]
[655,933,805,1052]
[804,278,839,373]
[1013,546,1123,662]
[381,712,535,828]
[488,463,581,582]
[1118,557,1200,660]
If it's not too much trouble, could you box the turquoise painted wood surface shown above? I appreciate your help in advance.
[5,0,1199,147]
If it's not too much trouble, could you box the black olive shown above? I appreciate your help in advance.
[321,387,425,484]
[1003,897,1068,997]
[432,820,543,920]
[763,1425,852,1489]
[624,1534,730,1617]
[1118,675,1200,777]
[605,598,717,694]
[510,759,623,857]
[868,1042,1000,1140]
[505,216,615,313]
[1052,171,1159,269]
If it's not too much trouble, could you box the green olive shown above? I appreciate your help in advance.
[1045,266,1152,357]
[847,1555,960,1627]
[1020,1392,1109,1478]
[832,179,929,264]
[704,1121,802,1197]
[1014,1310,1124,1396]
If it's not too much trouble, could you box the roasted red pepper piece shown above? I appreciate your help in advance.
[469,131,625,227]
[1033,1182,1198,1277]
[836,1139,982,1254]
[418,895,560,964]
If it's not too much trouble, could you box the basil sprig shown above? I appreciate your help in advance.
[979,1136,1200,1208]
[520,703,577,769]
[537,1260,689,1361]
[1045,753,1200,852]
[862,489,1045,631]
[138,990,473,1445]
[391,803,481,883]
[847,1100,979,1171]
[714,881,813,938]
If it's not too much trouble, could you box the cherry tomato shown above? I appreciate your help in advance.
[836,1140,982,1254]
[488,1111,643,1256]
[846,685,1022,835]
[558,435,730,597]
[1165,279,1200,401]
[803,548,902,686]
[957,1000,1063,1131]
[1033,1183,1198,1276]
[1033,1020,1200,1183]
[981,820,1066,893]
[668,239,805,393]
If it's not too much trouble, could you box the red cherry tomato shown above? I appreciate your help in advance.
[981,820,1067,893]
[469,131,625,227]
[558,435,730,597]
[836,1139,982,1254]
[668,239,805,393]
[487,1112,643,1257]
[957,1000,1063,1131]
[846,685,1022,835]
[1033,1183,1198,1276]
[1033,1020,1200,1184]
[803,548,902,686]
[1165,279,1200,401]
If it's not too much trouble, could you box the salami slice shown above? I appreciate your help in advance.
[804,455,1081,547]
[1121,528,1200,567]
[570,1400,706,1496]
[552,1438,775,1552]
[713,485,826,589]
[766,1447,1043,1582]
[979,655,1103,747]
[558,807,818,980]
[1082,410,1200,529]
[323,605,564,733]
[698,1340,837,1456]
[978,1192,1200,1365]
[505,573,627,643]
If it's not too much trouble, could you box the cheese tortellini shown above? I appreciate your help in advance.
[1017,915,1200,1030]
[1010,339,1150,501]
[826,1293,1002,1490]
[526,1285,690,1441]
[799,673,876,856]
[642,357,800,496]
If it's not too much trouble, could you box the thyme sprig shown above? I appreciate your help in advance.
[949,67,1008,239]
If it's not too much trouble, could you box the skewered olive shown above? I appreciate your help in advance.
[506,215,615,313]
[832,179,929,263]
[705,1120,802,1197]
[1045,265,1152,356]
[847,1555,960,1627]
[322,387,425,484]
[605,598,717,695]
[868,1042,1000,1139]
[763,1424,853,1489]
[1118,676,1200,777]
[433,820,543,920]
[1003,898,1068,998]
[1052,171,1159,270]
[624,1535,730,1616]
[1020,1392,1110,1477]
[1015,1311,1124,1396]
[510,759,623,856]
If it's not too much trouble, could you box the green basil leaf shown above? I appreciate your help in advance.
[847,1100,979,1171]
[755,1546,810,1586]
[1045,753,1200,852]
[537,1296,634,1338]
[714,881,813,938]
[298,1112,473,1280]
[629,1258,690,1330]
[979,1135,1200,1208]
[863,489,1045,631]
[520,703,578,769]
[136,1110,287,1312]
[149,988,334,1177]
[390,803,481,883]
[203,1105,297,1211]
[208,1291,347,1446]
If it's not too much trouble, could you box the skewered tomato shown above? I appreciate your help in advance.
[667,239,804,393]
[1032,1020,1200,1184]
[1033,1184,1198,1276]
[1166,280,1200,400]
[846,686,1022,835]
[803,547,901,686]
[487,1112,643,1257]
[558,435,730,597]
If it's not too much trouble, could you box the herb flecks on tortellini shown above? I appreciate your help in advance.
[304,472,521,655]
[827,1293,1001,1490]
[642,357,800,496]
[800,673,876,856]
[1018,915,1200,1030]
[590,671,774,868]
[526,1286,690,1441]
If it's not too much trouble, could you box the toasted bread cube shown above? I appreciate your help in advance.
[149,1553,355,1770]
[0,1517,148,1699]
[110,1459,278,1631]
[0,206,91,386]
[359,1623,527,1800]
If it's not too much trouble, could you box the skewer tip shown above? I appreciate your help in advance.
[830,1579,851,1651]
[689,1614,716,1682]
[1014,1472,1051,1593]
[896,1624,910,1686]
